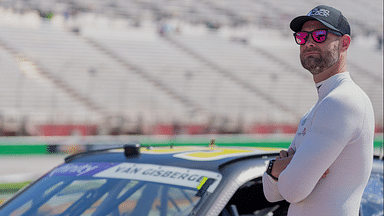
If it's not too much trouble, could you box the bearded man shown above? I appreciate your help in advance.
[262,5,375,216]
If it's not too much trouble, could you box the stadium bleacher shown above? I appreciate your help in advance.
[0,0,382,135]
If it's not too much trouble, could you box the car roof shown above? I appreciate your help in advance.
[64,145,281,173]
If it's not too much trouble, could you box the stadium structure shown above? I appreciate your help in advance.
[0,0,382,137]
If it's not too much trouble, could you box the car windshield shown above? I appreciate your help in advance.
[0,162,222,216]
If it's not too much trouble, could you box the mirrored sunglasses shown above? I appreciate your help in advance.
[294,29,343,45]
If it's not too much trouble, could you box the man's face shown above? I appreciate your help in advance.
[299,21,341,75]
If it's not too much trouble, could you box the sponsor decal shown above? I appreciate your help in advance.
[48,162,222,193]
[308,8,330,17]
[140,146,279,161]
[94,163,222,193]
[173,148,262,161]
[301,128,307,136]
[196,177,216,197]
[140,146,199,154]
[298,127,307,136]
[48,163,118,177]
[197,177,209,190]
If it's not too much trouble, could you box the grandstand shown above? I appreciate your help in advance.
[0,0,382,136]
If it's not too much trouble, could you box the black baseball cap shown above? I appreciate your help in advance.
[290,5,350,35]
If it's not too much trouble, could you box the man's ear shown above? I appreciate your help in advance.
[340,34,351,51]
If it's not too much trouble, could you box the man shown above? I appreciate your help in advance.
[262,5,375,216]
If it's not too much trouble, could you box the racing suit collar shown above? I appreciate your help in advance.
[315,72,351,100]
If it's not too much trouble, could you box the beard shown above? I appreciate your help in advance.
[300,45,340,75]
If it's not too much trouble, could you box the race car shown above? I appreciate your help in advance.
[0,143,382,216]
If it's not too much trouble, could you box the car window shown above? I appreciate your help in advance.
[0,162,221,216]
[3,177,200,216]
[40,179,107,215]
[114,183,199,216]
[220,178,289,216]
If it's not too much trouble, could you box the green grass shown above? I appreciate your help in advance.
[0,145,48,155]
[140,136,383,149]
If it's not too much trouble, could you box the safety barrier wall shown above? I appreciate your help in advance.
[0,134,382,155]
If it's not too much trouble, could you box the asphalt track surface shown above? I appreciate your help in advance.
[0,155,68,183]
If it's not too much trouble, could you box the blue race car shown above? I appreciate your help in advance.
[0,144,382,216]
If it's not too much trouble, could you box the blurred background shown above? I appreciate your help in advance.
[0,0,382,201]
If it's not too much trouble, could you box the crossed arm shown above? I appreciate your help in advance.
[263,97,361,203]
[262,145,333,204]
[271,148,330,180]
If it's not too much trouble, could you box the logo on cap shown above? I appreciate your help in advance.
[307,8,330,17]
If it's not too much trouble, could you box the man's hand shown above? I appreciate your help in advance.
[272,148,330,180]
[271,155,294,179]
[276,148,295,160]
[271,148,295,179]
